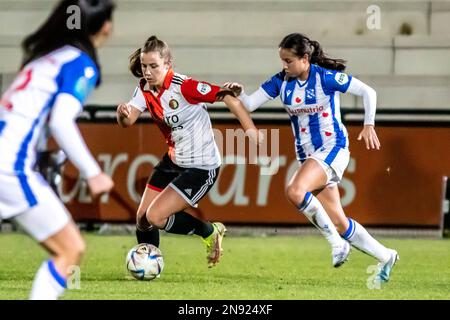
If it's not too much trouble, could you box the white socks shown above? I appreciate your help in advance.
[342,218,391,263]
[298,193,391,263]
[299,192,345,250]
[29,260,66,300]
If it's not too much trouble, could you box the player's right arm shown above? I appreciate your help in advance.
[117,86,145,127]
[117,103,142,127]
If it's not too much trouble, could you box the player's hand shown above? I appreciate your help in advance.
[246,128,265,146]
[117,103,132,119]
[223,82,244,97]
[357,125,380,150]
[87,172,114,198]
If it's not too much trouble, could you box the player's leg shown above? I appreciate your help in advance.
[136,154,208,247]
[317,184,390,257]
[317,184,399,281]
[315,184,349,235]
[146,187,198,231]
[146,186,224,267]
[31,222,85,300]
[135,153,180,247]
[146,167,225,267]
[136,186,161,246]
[286,159,349,267]
[12,173,83,300]
[137,185,207,244]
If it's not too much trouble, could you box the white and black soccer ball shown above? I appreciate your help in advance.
[126,243,164,281]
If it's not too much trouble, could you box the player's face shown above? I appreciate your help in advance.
[279,48,309,77]
[140,52,170,88]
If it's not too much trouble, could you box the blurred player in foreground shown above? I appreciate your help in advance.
[0,0,115,299]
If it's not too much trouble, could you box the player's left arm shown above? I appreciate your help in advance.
[49,56,102,178]
[180,78,263,145]
[221,94,263,145]
[49,93,102,179]
[327,71,380,150]
[345,77,380,150]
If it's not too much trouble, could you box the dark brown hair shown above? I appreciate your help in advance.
[21,0,115,74]
[279,33,346,71]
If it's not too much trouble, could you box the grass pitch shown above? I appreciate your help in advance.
[0,233,449,300]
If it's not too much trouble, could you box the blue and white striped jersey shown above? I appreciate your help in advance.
[0,45,99,175]
[261,64,352,161]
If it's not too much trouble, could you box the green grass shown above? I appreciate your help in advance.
[0,233,449,300]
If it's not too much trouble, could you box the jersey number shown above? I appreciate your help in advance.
[0,69,33,110]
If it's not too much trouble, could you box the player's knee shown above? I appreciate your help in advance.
[146,210,164,229]
[71,237,86,260]
[58,237,85,265]
[286,183,307,205]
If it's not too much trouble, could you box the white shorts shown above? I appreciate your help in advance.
[307,145,350,186]
[0,172,70,242]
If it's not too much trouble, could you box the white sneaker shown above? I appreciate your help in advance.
[332,241,351,268]
[375,249,399,283]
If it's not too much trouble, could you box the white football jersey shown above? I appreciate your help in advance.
[129,69,221,169]
[261,64,351,165]
[0,45,99,218]
[0,45,99,176]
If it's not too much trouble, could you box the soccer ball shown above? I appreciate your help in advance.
[126,243,164,281]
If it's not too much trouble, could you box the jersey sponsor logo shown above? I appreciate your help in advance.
[335,72,349,85]
[286,105,324,115]
[169,99,179,110]
[197,83,211,95]
[295,97,302,103]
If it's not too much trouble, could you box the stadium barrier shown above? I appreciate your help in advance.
[55,107,450,229]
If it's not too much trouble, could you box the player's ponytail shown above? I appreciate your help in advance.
[21,0,115,84]
[129,48,143,78]
[128,35,173,79]
[309,40,346,72]
[279,33,346,72]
